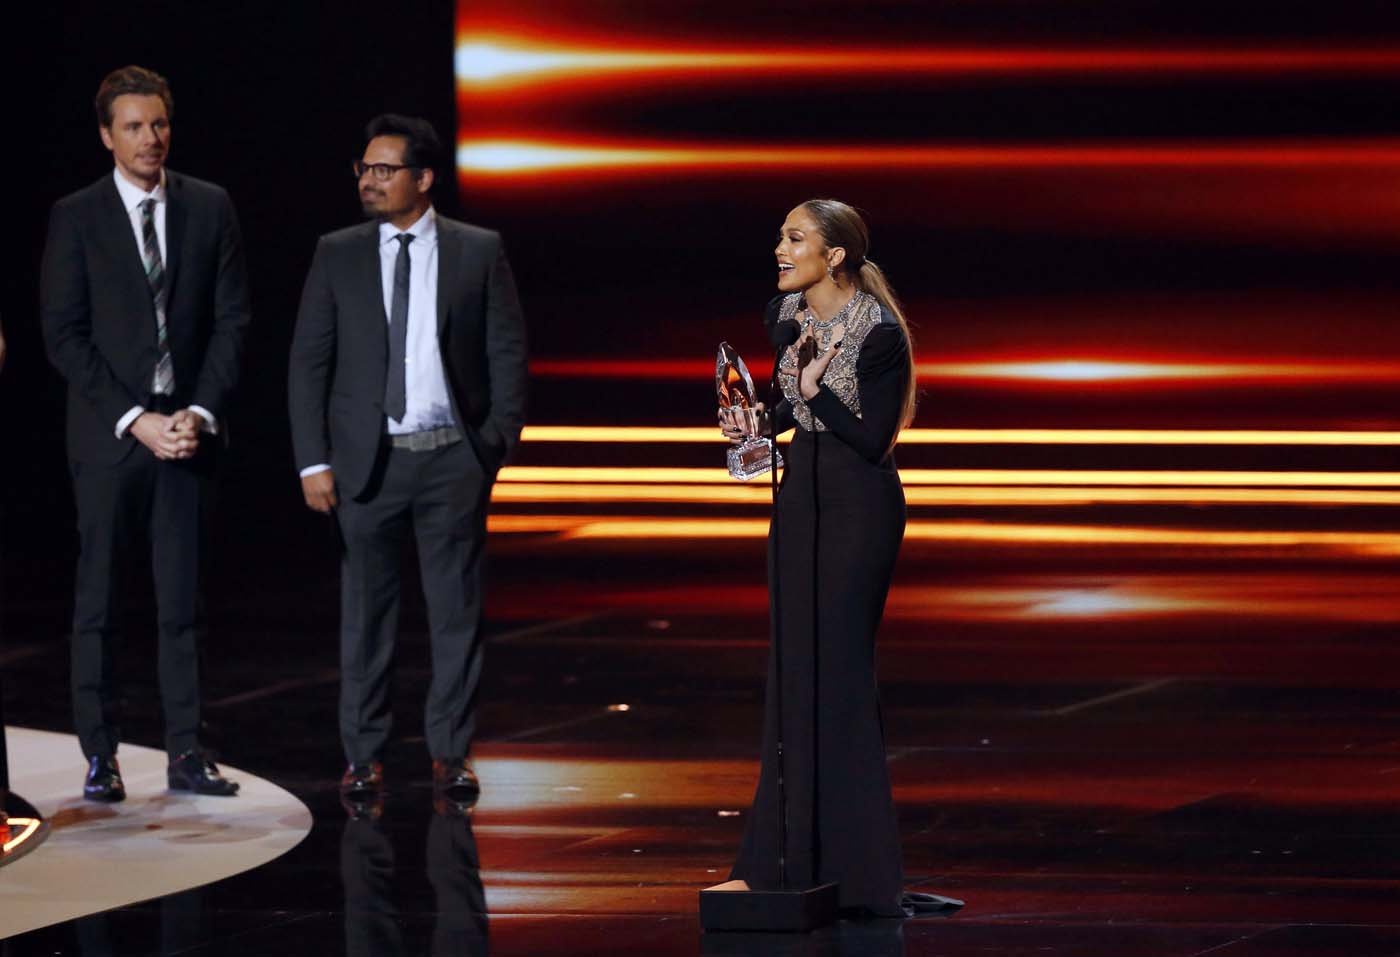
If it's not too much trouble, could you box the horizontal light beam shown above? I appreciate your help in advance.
[482,515,1400,552]
[459,139,1400,175]
[530,357,1400,384]
[489,483,1400,507]
[498,466,1400,488]
[926,359,1400,382]
[455,39,1400,87]
[518,426,1400,446]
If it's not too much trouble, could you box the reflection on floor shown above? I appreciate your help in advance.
[4,449,1400,954]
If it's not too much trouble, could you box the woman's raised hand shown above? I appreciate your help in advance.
[797,325,844,400]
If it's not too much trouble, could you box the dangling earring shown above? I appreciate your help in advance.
[827,264,838,284]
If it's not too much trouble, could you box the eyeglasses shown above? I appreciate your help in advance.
[352,161,417,181]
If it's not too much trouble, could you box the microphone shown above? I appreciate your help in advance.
[770,318,801,350]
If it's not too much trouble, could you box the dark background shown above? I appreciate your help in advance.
[4,1,463,641]
[7,0,1400,693]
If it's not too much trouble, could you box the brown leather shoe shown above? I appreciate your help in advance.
[340,761,384,796]
[431,757,480,805]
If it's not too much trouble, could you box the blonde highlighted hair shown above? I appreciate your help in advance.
[800,199,917,446]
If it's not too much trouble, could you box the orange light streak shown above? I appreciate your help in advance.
[484,576,1400,622]
[458,138,1400,176]
[530,357,1400,384]
[888,579,1400,622]
[482,514,1400,553]
[498,466,1400,487]
[924,359,1400,382]
[455,38,1400,88]
[518,426,1400,446]
[490,483,1400,507]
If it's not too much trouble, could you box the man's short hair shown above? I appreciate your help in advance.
[95,66,173,127]
[365,114,443,179]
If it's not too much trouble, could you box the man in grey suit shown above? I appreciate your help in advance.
[288,114,527,806]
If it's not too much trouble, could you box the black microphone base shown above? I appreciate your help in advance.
[699,880,839,933]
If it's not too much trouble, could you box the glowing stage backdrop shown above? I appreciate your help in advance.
[454,1,1400,580]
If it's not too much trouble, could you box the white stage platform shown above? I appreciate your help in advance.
[0,727,311,939]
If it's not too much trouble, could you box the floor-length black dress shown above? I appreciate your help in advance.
[729,289,910,917]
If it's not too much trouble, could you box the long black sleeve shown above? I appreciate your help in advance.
[770,398,796,435]
[803,322,909,463]
[287,237,337,471]
[476,242,529,467]
[188,188,252,419]
[41,199,141,430]
[761,294,796,435]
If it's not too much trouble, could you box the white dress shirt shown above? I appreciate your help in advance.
[379,207,454,435]
[110,167,217,439]
[299,206,455,479]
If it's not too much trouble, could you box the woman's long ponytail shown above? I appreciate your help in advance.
[857,259,917,444]
[801,199,918,456]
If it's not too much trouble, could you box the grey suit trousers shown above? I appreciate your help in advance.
[334,439,489,763]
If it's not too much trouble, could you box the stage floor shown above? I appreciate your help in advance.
[4,525,1400,955]
[0,728,311,939]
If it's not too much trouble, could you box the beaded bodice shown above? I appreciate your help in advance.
[776,290,883,432]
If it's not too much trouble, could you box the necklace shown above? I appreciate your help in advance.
[804,291,865,330]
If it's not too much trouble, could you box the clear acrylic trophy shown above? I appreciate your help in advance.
[717,341,783,481]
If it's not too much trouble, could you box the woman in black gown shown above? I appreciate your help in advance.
[721,199,951,918]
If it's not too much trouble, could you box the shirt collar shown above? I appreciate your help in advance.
[379,206,437,248]
[113,167,166,214]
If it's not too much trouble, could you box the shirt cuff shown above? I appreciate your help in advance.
[299,464,332,479]
[115,405,145,438]
[187,405,218,435]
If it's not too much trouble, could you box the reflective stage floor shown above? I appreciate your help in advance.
[5,488,1400,955]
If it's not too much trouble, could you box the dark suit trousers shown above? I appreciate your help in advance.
[70,444,209,760]
[335,439,489,764]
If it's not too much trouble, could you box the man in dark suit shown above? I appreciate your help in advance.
[41,66,249,801]
[288,114,527,806]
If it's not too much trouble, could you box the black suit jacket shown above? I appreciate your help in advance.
[287,215,528,499]
[41,170,252,464]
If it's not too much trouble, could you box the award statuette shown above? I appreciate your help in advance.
[717,341,783,481]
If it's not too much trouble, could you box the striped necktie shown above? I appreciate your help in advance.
[140,198,175,395]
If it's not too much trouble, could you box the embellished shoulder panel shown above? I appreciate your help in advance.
[777,290,884,432]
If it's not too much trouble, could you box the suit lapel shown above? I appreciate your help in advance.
[364,225,390,382]
[435,218,455,341]
[163,170,186,306]
[97,176,149,294]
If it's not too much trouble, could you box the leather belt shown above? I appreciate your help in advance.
[389,426,462,452]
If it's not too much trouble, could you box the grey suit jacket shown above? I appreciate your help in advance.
[287,214,528,499]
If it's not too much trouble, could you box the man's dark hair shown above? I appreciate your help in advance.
[95,65,173,127]
[365,114,443,178]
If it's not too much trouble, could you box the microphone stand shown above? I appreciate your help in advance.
[701,320,838,934]
[766,345,788,892]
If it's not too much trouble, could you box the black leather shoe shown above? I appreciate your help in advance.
[431,757,480,805]
[340,761,384,796]
[167,750,239,796]
[84,755,126,803]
